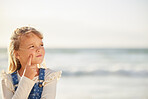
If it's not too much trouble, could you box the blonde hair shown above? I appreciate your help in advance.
[8,26,43,73]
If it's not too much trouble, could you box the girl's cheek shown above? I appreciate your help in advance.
[43,49,45,54]
[27,50,35,58]
[29,52,35,57]
[43,48,45,54]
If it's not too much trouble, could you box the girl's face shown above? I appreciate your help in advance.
[15,33,45,67]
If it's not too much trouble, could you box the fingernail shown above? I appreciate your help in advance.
[30,54,32,57]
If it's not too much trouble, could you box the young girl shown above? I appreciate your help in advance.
[1,27,62,99]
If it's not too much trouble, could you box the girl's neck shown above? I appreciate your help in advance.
[18,67,25,77]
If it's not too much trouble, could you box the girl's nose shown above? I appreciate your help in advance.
[36,47,41,53]
[37,49,40,53]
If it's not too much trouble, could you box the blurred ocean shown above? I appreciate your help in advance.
[0,48,148,99]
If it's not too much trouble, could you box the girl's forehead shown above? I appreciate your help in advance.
[20,33,42,46]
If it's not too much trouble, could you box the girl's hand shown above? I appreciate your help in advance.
[23,54,38,80]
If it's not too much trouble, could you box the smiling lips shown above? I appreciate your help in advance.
[36,54,42,57]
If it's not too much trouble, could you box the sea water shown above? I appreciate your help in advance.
[0,48,148,99]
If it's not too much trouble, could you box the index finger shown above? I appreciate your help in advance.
[27,54,32,66]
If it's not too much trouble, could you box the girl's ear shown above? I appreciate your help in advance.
[14,50,20,59]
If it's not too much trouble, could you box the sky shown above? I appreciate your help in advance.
[0,0,148,48]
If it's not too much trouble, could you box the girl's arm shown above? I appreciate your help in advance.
[1,74,35,99]
[41,79,57,99]
[41,69,62,99]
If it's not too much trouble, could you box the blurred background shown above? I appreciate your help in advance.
[0,0,148,99]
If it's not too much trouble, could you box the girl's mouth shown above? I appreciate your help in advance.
[36,54,42,57]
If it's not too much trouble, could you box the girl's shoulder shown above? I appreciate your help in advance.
[1,70,14,91]
[1,70,13,81]
[43,68,62,84]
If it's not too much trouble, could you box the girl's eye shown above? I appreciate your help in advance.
[29,45,34,49]
[41,44,44,46]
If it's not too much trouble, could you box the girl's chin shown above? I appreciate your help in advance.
[32,60,43,64]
